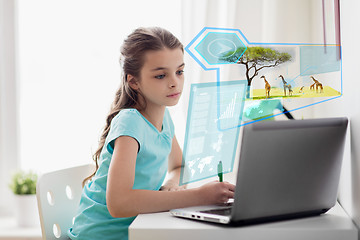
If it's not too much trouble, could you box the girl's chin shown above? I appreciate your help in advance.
[166,99,180,106]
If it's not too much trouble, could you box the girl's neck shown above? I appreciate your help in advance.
[138,106,165,132]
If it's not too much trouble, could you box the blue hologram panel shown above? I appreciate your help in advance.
[180,80,247,185]
[300,45,340,76]
[242,99,284,122]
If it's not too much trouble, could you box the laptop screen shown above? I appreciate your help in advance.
[232,117,348,221]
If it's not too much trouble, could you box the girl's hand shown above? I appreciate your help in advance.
[160,180,186,191]
[197,181,235,205]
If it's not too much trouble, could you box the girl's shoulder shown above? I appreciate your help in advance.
[105,109,145,153]
[109,108,145,134]
[111,108,174,137]
[112,108,142,124]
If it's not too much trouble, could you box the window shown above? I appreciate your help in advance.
[17,0,182,173]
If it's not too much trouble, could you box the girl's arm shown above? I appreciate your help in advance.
[106,136,235,218]
[160,136,186,191]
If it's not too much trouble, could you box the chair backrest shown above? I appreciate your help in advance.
[36,164,95,239]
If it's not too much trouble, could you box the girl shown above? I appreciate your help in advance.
[68,27,235,240]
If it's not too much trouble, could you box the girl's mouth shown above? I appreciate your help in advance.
[167,92,181,98]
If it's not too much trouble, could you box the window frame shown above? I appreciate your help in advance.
[0,0,20,216]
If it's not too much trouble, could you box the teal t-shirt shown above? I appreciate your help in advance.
[68,108,174,240]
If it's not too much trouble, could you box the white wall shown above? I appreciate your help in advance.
[312,0,360,231]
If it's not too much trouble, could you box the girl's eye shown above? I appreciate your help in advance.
[155,74,166,79]
[176,70,184,75]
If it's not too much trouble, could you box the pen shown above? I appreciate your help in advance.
[217,160,223,182]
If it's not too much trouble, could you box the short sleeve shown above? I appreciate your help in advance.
[105,109,145,154]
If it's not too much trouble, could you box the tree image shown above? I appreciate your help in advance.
[222,46,292,98]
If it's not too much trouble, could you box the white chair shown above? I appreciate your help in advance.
[36,164,95,239]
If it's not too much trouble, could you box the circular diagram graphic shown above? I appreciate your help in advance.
[194,32,246,65]
[207,38,237,59]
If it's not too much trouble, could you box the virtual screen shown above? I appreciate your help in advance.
[180,81,247,185]
[180,27,342,184]
[186,27,342,126]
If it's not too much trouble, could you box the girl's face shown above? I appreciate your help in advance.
[131,48,184,110]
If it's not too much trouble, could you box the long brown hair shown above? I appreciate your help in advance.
[83,27,183,185]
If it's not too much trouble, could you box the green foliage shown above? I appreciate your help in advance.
[9,170,38,195]
[241,46,291,64]
[221,46,292,65]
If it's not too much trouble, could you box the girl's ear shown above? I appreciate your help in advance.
[127,74,140,90]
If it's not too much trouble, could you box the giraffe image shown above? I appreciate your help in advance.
[260,75,271,98]
[279,75,293,96]
[310,82,316,91]
[310,76,324,93]
[299,86,305,93]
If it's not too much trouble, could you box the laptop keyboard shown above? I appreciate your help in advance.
[221,201,234,207]
[199,207,232,216]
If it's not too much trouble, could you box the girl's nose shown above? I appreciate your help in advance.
[169,75,178,88]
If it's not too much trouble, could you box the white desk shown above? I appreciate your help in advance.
[129,202,358,240]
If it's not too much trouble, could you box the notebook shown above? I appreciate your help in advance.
[170,117,348,225]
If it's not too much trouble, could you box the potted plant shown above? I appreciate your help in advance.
[9,170,40,227]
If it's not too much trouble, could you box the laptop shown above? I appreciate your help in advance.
[170,117,348,225]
